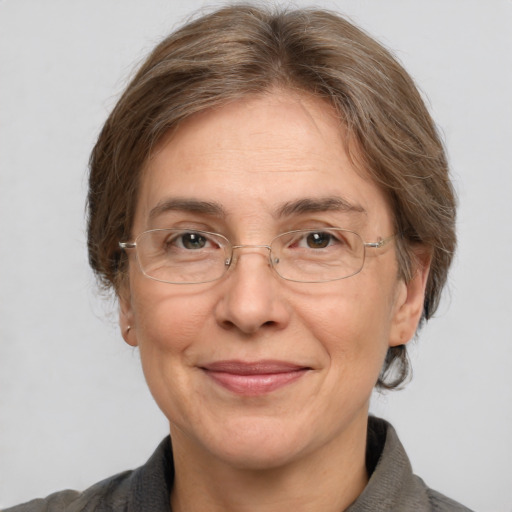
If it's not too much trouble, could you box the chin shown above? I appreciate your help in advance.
[216,442,303,471]
[198,416,316,471]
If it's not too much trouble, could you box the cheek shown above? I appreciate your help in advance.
[299,278,397,367]
[131,278,214,356]
[129,282,216,420]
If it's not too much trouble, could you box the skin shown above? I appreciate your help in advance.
[119,89,429,512]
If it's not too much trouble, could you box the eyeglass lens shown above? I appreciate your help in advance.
[132,228,366,284]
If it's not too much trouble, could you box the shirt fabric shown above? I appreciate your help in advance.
[3,417,473,512]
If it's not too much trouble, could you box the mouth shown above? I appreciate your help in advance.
[200,360,311,396]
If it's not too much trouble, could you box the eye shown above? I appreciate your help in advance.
[183,232,207,249]
[298,231,339,249]
[168,231,214,250]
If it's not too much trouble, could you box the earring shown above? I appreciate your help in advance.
[126,325,132,335]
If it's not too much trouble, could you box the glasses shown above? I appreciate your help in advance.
[119,228,395,284]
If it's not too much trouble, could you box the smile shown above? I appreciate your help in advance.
[200,360,311,396]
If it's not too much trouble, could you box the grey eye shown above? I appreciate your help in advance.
[179,232,208,250]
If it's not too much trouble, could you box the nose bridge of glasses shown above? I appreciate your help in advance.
[226,244,273,267]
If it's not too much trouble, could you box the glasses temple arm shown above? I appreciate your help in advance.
[364,234,396,249]
[119,241,136,249]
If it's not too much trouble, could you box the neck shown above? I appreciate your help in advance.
[169,415,369,512]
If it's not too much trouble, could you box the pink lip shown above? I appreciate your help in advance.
[200,360,310,396]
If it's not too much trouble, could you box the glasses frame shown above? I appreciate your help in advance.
[119,228,395,284]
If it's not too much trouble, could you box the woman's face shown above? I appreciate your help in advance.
[121,90,427,470]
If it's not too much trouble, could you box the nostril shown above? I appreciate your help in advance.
[219,318,277,334]
[220,319,235,331]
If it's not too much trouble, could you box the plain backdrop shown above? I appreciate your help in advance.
[1,1,511,510]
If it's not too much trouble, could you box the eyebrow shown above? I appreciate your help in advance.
[275,196,366,218]
[148,195,366,221]
[149,198,227,220]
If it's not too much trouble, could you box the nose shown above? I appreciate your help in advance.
[214,247,291,335]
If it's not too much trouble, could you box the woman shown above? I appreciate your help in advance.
[6,5,472,511]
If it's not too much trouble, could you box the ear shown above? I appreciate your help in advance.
[119,285,138,347]
[389,252,431,347]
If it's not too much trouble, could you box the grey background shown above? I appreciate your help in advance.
[1,1,511,510]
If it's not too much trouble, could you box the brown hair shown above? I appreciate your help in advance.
[87,5,456,389]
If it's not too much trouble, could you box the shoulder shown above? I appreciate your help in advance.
[2,470,134,512]
[425,486,474,512]
[2,437,173,512]
[347,417,474,512]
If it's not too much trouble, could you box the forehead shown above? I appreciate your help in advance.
[135,90,392,235]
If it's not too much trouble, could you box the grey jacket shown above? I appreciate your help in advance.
[3,417,473,511]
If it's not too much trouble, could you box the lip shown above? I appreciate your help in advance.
[200,360,311,396]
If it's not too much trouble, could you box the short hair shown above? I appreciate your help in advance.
[87,5,457,389]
